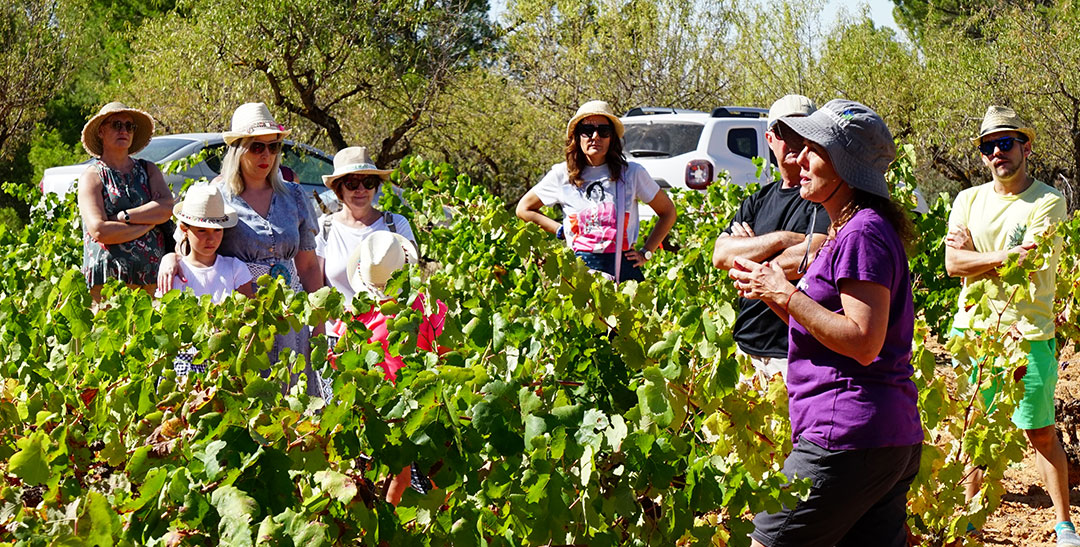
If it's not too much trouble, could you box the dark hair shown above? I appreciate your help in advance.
[332,179,344,201]
[178,222,192,256]
[833,188,916,255]
[565,119,627,187]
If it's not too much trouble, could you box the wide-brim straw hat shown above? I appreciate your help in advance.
[173,185,238,229]
[81,102,155,157]
[322,146,393,188]
[346,231,419,301]
[767,94,817,128]
[566,100,625,141]
[222,102,291,146]
[779,99,896,199]
[970,105,1036,145]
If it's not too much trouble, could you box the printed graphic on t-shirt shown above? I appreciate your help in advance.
[566,177,631,253]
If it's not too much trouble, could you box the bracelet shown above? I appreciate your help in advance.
[783,288,799,312]
[556,225,565,240]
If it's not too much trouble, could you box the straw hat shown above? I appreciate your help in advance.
[222,102,291,146]
[779,99,896,199]
[565,100,625,141]
[81,102,155,157]
[346,231,419,301]
[767,94,816,128]
[322,146,393,188]
[173,185,238,229]
[970,105,1036,145]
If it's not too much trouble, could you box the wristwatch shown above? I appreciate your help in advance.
[556,226,565,240]
[118,210,130,223]
[642,249,653,261]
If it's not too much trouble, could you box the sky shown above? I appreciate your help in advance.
[824,0,905,38]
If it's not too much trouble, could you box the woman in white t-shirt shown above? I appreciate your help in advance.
[157,185,254,373]
[516,100,676,282]
[315,146,416,343]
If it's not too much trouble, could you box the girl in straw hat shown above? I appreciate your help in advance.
[516,100,676,282]
[158,102,324,395]
[157,185,254,303]
[78,102,175,302]
[157,186,254,374]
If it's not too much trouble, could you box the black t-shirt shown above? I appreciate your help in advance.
[726,182,829,358]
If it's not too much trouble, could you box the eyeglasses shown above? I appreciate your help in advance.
[247,141,283,155]
[978,135,1027,156]
[109,120,138,133]
[576,123,614,139]
[341,174,382,191]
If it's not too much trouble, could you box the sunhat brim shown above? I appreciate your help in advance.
[970,127,1037,146]
[566,111,625,141]
[345,232,419,300]
[173,201,239,229]
[222,128,292,146]
[780,110,892,199]
[81,104,155,158]
[322,166,393,188]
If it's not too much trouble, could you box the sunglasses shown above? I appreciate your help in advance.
[978,135,1027,156]
[109,120,138,133]
[247,140,283,155]
[772,124,805,148]
[576,123,614,139]
[341,174,382,191]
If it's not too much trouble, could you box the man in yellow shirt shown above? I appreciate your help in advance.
[945,105,1075,545]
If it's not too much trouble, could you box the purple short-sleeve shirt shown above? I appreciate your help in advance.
[787,208,921,450]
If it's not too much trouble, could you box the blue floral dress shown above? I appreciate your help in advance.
[214,180,322,395]
[82,159,168,287]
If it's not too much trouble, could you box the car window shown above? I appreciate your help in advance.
[727,128,758,160]
[283,145,334,185]
[132,138,194,163]
[623,122,704,158]
[202,144,227,174]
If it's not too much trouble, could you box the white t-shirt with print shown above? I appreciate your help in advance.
[531,162,660,253]
[157,255,253,303]
[315,212,416,304]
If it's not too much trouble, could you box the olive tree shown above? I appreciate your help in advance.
[0,0,74,160]
[126,0,494,166]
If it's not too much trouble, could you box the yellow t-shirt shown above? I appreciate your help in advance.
[949,179,1066,340]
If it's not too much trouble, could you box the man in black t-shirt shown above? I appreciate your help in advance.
[712,95,829,383]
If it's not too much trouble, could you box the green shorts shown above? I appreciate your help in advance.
[951,328,1058,430]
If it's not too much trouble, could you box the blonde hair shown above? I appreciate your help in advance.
[219,137,287,195]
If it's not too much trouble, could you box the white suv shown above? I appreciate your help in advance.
[620,106,770,192]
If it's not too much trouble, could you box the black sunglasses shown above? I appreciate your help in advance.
[247,140,283,155]
[109,120,138,133]
[341,174,382,191]
[978,135,1027,156]
[772,123,805,147]
[576,123,614,139]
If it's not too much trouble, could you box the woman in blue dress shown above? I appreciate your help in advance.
[159,103,324,395]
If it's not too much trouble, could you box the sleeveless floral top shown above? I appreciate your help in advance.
[81,159,168,287]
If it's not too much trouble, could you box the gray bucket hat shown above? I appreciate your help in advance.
[779,99,896,199]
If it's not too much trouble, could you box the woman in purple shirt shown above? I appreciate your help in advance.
[730,100,921,547]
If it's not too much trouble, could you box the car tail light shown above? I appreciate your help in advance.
[685,159,713,190]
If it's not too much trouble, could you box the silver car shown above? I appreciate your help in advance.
[39,132,341,213]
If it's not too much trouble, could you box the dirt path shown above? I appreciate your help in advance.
[975,346,1080,546]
